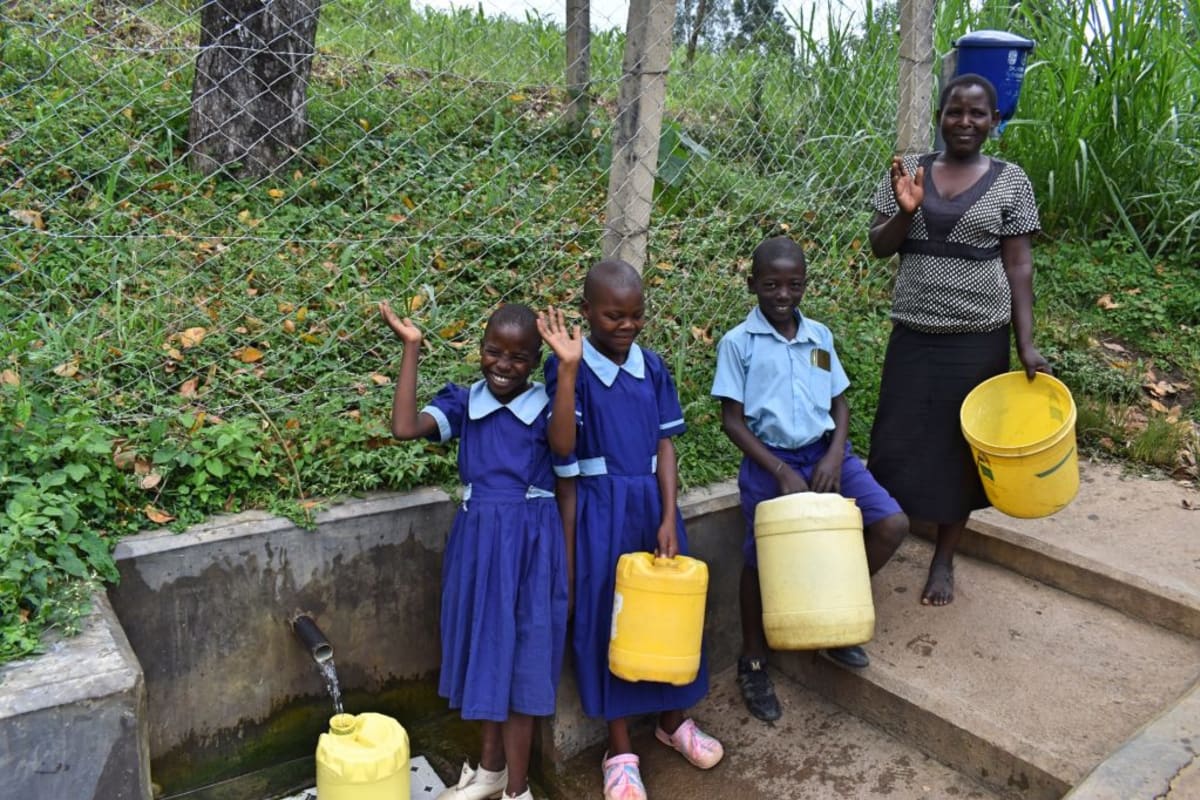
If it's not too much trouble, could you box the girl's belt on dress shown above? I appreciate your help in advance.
[461,484,555,509]
[577,455,658,476]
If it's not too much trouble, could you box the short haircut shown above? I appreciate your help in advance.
[751,236,807,276]
[938,73,998,112]
[485,303,539,348]
[583,259,643,303]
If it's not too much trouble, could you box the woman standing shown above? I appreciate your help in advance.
[867,73,1051,606]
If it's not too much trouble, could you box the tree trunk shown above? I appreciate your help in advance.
[564,0,591,132]
[602,0,678,272]
[188,0,322,178]
[685,0,709,66]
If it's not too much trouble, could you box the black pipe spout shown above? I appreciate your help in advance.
[291,614,333,664]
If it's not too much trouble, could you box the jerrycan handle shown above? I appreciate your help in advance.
[653,555,681,569]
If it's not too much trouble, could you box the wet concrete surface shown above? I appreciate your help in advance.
[544,664,1001,799]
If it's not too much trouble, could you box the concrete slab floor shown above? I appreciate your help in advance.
[974,459,1200,604]
[545,665,1001,799]
[277,754,446,799]
[863,536,1200,786]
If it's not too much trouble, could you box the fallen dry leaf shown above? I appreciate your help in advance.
[0,369,18,387]
[180,378,199,398]
[179,327,207,349]
[235,346,264,363]
[1101,340,1127,353]
[370,373,391,386]
[52,359,79,378]
[139,473,162,490]
[1096,294,1120,310]
[9,208,44,230]
[144,505,175,524]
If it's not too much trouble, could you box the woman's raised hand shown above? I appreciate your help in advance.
[379,301,422,345]
[538,307,583,366]
[890,155,925,215]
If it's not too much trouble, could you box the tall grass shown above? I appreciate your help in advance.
[938,0,1200,261]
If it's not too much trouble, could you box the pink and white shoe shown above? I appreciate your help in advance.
[654,718,724,769]
[602,752,647,800]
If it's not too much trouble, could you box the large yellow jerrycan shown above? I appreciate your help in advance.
[316,712,410,800]
[609,553,708,685]
[754,493,874,650]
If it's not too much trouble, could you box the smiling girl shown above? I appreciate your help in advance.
[381,301,581,800]
[544,260,723,800]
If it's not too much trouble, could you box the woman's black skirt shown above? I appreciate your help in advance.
[868,323,1011,523]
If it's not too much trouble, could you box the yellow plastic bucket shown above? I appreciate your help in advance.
[609,553,708,685]
[754,493,874,650]
[960,371,1079,519]
[316,712,410,800]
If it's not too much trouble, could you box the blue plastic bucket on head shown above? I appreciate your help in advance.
[953,30,1035,131]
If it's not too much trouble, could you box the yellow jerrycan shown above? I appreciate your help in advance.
[754,493,874,650]
[609,553,708,685]
[316,712,410,800]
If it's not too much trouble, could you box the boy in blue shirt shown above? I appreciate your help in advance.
[711,236,908,722]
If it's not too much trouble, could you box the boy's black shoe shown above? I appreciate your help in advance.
[824,645,870,669]
[736,656,782,721]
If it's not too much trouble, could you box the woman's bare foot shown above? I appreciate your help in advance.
[921,562,954,606]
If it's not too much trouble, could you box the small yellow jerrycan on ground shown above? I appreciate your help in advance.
[316,712,410,800]
[754,493,874,650]
[609,553,708,685]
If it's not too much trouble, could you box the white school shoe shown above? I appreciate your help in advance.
[435,762,508,800]
[503,790,534,800]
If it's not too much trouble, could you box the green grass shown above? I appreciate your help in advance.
[0,0,1197,662]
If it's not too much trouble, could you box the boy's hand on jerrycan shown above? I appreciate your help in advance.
[538,307,582,366]
[379,301,422,345]
[777,464,810,495]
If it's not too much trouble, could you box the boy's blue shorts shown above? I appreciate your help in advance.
[738,437,902,569]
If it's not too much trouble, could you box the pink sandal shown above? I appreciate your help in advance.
[602,752,646,800]
[655,718,724,769]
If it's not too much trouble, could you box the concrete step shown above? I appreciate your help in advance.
[773,537,1200,799]
[544,663,1003,799]
[956,461,1200,639]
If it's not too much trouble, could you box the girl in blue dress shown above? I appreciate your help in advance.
[544,261,724,800]
[381,301,582,800]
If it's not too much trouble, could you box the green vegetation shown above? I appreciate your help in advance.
[1,0,1196,662]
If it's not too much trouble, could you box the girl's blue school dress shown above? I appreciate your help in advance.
[422,380,574,721]
[545,341,709,721]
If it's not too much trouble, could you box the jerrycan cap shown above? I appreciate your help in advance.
[329,713,357,735]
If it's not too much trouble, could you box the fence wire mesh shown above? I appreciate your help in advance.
[0,0,934,504]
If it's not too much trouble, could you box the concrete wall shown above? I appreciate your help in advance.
[100,481,743,797]
[0,593,152,800]
[108,488,456,796]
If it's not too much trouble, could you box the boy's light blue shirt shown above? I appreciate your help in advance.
[711,306,850,449]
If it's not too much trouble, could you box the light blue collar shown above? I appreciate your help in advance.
[468,380,548,424]
[583,338,645,387]
[745,306,820,344]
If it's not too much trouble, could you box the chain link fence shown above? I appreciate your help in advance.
[0,0,932,503]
